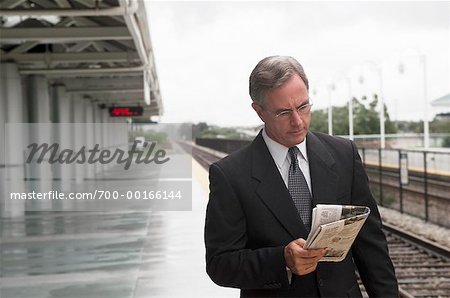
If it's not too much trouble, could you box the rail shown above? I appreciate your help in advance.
[383,223,450,297]
[360,148,450,228]
[195,137,450,227]
[187,141,450,298]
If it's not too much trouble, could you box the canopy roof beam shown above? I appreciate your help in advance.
[0,2,138,17]
[1,27,132,43]
[2,52,140,64]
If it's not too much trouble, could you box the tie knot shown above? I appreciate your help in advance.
[288,146,300,164]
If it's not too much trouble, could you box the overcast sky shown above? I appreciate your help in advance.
[146,1,449,127]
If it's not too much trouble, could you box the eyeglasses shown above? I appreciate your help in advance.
[261,100,313,119]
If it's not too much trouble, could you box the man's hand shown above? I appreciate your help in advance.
[284,238,327,276]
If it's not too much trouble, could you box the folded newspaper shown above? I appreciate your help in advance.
[304,204,370,262]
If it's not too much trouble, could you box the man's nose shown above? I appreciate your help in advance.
[290,110,304,126]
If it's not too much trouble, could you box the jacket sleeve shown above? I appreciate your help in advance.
[349,141,399,297]
[204,162,289,290]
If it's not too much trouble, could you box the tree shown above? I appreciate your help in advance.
[332,104,349,135]
[396,121,423,133]
[310,103,348,135]
[192,122,209,139]
[430,118,450,133]
[310,94,397,135]
[309,109,328,133]
[353,95,379,135]
[383,103,397,134]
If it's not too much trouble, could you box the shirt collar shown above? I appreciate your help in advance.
[297,138,308,162]
[262,128,308,168]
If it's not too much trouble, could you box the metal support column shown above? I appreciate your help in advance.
[423,152,429,221]
[26,74,53,210]
[93,103,103,175]
[71,94,85,183]
[0,63,26,217]
[51,84,72,193]
[84,99,95,180]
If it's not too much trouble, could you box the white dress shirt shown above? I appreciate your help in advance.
[262,128,312,195]
[262,128,313,282]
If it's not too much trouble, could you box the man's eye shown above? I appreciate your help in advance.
[278,111,291,117]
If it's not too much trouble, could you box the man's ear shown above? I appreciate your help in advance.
[252,102,265,122]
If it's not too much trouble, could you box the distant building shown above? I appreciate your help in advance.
[431,93,450,120]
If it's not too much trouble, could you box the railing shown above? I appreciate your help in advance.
[196,137,450,227]
[360,148,450,227]
[350,133,450,149]
[195,138,251,154]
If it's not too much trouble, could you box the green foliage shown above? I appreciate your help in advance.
[353,95,380,135]
[311,94,397,135]
[192,122,209,139]
[332,104,349,135]
[177,123,195,141]
[201,127,242,139]
[442,136,450,147]
[192,122,252,140]
[190,98,449,143]
[129,127,170,149]
[396,121,423,133]
[396,118,450,134]
[430,119,450,133]
[384,104,397,134]
[309,109,328,133]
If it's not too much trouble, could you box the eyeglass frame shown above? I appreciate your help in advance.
[259,99,313,119]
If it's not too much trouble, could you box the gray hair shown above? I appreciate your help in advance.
[249,55,309,105]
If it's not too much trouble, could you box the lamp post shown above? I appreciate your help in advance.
[399,50,429,148]
[359,61,385,148]
[328,84,334,136]
[346,77,354,141]
[333,75,353,141]
[312,83,333,135]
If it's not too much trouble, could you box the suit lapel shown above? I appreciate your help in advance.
[306,132,339,206]
[251,132,308,239]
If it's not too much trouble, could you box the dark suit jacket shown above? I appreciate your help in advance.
[205,131,398,297]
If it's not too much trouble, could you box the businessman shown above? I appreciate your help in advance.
[204,55,398,297]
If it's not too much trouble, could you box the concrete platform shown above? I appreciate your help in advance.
[0,159,238,298]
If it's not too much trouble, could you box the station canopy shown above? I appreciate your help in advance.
[431,93,450,108]
[0,0,162,120]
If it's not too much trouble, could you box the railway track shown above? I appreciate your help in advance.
[383,223,450,298]
[184,141,450,298]
[179,141,224,169]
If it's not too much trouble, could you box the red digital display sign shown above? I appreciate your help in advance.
[109,106,143,117]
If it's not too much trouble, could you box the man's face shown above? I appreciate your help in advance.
[252,74,311,148]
